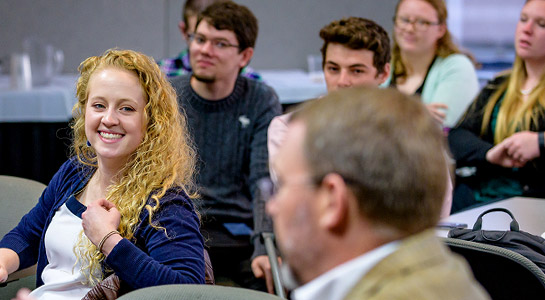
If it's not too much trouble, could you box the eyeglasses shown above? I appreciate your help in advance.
[188,33,240,50]
[257,176,318,202]
[274,177,317,195]
[259,173,358,202]
[394,16,440,31]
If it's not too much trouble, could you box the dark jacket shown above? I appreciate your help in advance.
[448,75,545,197]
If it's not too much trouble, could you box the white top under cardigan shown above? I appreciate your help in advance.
[30,195,92,300]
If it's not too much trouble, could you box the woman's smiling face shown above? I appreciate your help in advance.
[85,67,147,166]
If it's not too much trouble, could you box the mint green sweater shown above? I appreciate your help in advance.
[383,54,479,128]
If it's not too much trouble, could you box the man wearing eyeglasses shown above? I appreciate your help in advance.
[157,0,261,81]
[170,0,281,292]
[267,87,490,300]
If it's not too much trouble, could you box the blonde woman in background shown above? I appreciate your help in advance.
[384,0,479,129]
[0,49,205,299]
[448,0,545,211]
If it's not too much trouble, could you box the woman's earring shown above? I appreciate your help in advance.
[87,140,91,147]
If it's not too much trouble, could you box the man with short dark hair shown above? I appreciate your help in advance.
[169,1,281,291]
[268,17,391,163]
[267,17,453,219]
[267,87,490,300]
[319,17,391,91]
[158,0,261,81]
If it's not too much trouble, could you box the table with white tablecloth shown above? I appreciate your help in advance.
[259,69,327,106]
[0,71,324,182]
[436,197,545,238]
[0,75,77,122]
[0,75,77,183]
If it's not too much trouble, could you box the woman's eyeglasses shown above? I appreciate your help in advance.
[394,16,440,31]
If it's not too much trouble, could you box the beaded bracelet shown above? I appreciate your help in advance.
[98,230,120,253]
[539,132,545,157]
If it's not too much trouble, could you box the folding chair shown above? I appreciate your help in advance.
[256,178,286,298]
[0,175,46,299]
[117,284,284,300]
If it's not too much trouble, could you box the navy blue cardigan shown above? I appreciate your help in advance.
[0,159,205,289]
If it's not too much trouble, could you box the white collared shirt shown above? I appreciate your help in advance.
[292,241,400,300]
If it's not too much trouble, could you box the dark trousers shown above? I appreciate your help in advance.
[201,223,266,292]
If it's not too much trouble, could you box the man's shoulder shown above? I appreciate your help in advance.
[169,74,192,86]
[344,231,490,300]
[169,74,193,98]
[270,113,291,130]
[239,75,271,90]
[238,76,279,104]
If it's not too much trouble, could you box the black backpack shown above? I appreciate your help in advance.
[448,207,545,273]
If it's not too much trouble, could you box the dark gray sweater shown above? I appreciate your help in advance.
[170,74,281,232]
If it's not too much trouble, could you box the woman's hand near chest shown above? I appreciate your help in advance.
[82,199,122,256]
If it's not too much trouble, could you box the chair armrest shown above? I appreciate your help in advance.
[5,265,36,284]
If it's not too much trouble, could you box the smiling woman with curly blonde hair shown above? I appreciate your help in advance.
[0,49,205,299]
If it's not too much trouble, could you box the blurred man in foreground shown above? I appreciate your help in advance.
[267,87,490,300]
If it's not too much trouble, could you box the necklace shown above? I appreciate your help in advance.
[520,88,533,95]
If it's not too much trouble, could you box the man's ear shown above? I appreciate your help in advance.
[179,21,189,41]
[239,47,255,68]
[377,62,391,84]
[317,173,350,233]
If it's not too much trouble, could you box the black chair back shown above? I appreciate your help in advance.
[444,238,545,300]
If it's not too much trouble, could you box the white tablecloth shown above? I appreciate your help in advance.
[0,74,78,122]
[437,197,545,237]
[259,69,327,104]
[0,70,326,122]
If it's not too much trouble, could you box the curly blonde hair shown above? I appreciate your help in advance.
[70,48,197,284]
